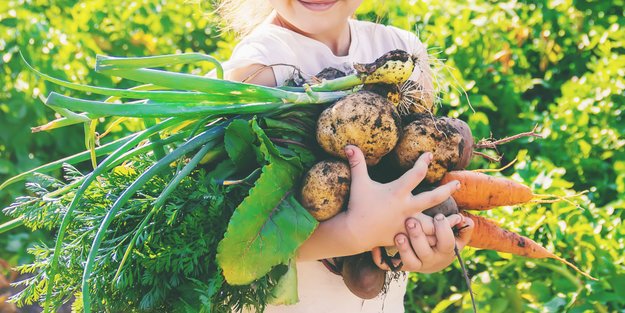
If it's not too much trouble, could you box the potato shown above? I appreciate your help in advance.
[393,114,470,183]
[299,160,351,221]
[316,91,401,166]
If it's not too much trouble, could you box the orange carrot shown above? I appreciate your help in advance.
[441,170,533,210]
[463,211,596,280]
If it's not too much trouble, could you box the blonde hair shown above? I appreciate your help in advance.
[214,0,274,37]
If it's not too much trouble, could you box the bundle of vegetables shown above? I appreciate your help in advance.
[296,57,596,306]
[0,50,421,312]
[0,48,593,313]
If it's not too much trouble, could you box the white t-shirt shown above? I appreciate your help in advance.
[223,19,428,86]
[227,19,428,313]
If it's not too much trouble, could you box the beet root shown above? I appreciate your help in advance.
[341,252,386,299]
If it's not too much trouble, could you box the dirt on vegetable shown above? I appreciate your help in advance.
[299,160,351,221]
[316,91,402,166]
[393,114,468,182]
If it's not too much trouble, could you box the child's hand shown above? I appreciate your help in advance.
[296,145,460,261]
[342,145,460,252]
[371,213,475,273]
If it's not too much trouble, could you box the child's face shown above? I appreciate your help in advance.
[269,0,363,35]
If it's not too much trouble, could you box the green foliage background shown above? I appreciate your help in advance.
[1,0,623,312]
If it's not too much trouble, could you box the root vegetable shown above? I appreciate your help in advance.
[316,91,401,165]
[393,114,470,182]
[463,211,596,280]
[314,67,347,82]
[299,160,351,221]
[423,196,460,217]
[341,252,386,299]
[440,171,533,210]
[441,117,474,169]
[364,80,435,116]
[354,49,415,85]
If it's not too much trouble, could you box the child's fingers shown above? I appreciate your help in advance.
[454,216,475,250]
[410,180,459,213]
[446,214,464,228]
[406,219,434,261]
[344,145,370,187]
[394,152,432,195]
[433,214,456,254]
[395,233,422,271]
[371,247,392,271]
[412,213,435,235]
[426,235,437,247]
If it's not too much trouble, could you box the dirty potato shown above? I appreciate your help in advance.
[316,91,401,166]
[299,160,351,221]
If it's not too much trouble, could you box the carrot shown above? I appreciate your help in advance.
[463,211,596,280]
[441,170,533,210]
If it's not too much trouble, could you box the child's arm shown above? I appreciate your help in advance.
[297,145,460,261]
[225,64,277,87]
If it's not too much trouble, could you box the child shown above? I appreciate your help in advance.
[217,1,475,312]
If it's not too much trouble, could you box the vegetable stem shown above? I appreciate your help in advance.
[112,139,219,286]
[44,118,184,313]
[0,133,137,190]
[96,53,224,79]
[46,92,298,118]
[0,217,24,234]
[306,74,364,91]
[81,124,226,313]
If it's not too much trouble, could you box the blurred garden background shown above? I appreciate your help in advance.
[0,0,623,312]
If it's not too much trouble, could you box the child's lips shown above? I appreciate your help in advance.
[298,0,338,11]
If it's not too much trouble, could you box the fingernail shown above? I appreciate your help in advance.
[435,214,444,221]
[397,237,405,244]
[455,181,461,190]
[425,152,433,163]
[345,146,354,157]
[407,222,416,229]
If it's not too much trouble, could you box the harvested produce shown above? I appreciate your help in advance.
[299,160,351,221]
[316,91,401,165]
[423,196,460,217]
[353,49,415,85]
[394,113,468,182]
[441,170,533,210]
[393,114,540,183]
[440,117,474,169]
[364,80,435,115]
[341,252,387,300]
[3,50,415,313]
[0,46,594,313]
[463,211,596,280]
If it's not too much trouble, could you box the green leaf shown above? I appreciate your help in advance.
[216,120,317,285]
[268,259,299,305]
[207,159,237,182]
[224,120,257,170]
